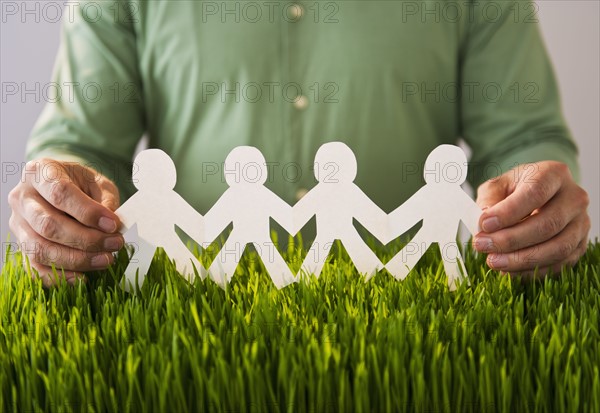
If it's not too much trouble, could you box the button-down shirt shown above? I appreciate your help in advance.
[26,0,579,214]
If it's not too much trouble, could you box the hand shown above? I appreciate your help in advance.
[473,161,590,277]
[8,158,124,286]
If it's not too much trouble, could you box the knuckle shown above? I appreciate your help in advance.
[106,184,120,202]
[24,159,41,175]
[30,241,49,265]
[566,254,579,267]
[8,214,15,233]
[538,213,563,239]
[105,194,120,211]
[477,175,505,196]
[28,263,49,283]
[556,236,576,259]
[521,163,542,181]
[76,202,98,226]
[79,164,99,183]
[555,162,570,177]
[37,157,54,166]
[77,232,102,252]
[47,181,69,207]
[520,246,539,267]
[546,161,568,175]
[59,246,90,270]
[95,172,111,186]
[107,179,119,195]
[476,180,492,197]
[525,182,551,206]
[582,215,592,233]
[36,214,59,240]
[496,233,519,253]
[7,186,21,207]
[565,242,585,267]
[99,178,121,208]
[62,253,81,270]
[577,240,588,256]
[8,214,22,239]
[576,188,590,209]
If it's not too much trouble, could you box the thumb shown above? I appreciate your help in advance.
[475,174,512,237]
[76,165,121,225]
[93,176,121,213]
[89,176,122,232]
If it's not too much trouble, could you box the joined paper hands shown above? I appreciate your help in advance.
[117,143,482,291]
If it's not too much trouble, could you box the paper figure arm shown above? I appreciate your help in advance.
[203,191,234,243]
[291,188,318,234]
[351,187,390,244]
[459,193,483,235]
[115,193,142,233]
[269,192,295,235]
[386,190,425,244]
[172,193,204,244]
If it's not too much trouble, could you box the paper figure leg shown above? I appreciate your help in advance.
[253,241,296,289]
[122,238,156,291]
[163,245,206,283]
[298,237,333,279]
[439,241,468,291]
[343,231,384,281]
[385,233,432,280]
[208,236,245,288]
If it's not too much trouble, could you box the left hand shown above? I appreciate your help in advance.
[473,161,590,276]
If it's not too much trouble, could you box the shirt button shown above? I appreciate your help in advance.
[295,187,309,201]
[293,95,308,110]
[288,4,304,21]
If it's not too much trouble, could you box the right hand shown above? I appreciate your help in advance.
[8,158,124,286]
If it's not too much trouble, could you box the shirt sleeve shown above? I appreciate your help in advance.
[26,0,144,201]
[460,0,580,188]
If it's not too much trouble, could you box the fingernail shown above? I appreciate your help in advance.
[474,236,494,251]
[488,254,508,270]
[91,254,110,268]
[482,216,501,232]
[104,236,123,251]
[98,217,117,233]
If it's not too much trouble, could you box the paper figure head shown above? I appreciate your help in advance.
[133,149,177,191]
[423,145,468,185]
[314,142,357,183]
[224,146,268,186]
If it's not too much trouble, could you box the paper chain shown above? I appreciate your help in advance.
[116,142,482,291]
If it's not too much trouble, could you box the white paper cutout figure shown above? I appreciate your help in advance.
[112,143,482,292]
[384,144,482,290]
[203,146,296,289]
[116,149,205,289]
[293,142,388,281]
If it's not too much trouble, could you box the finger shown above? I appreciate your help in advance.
[11,213,115,272]
[476,174,510,210]
[502,238,588,280]
[480,164,565,233]
[474,186,581,253]
[29,164,120,233]
[20,192,124,253]
[486,214,588,272]
[87,173,121,212]
[71,162,120,211]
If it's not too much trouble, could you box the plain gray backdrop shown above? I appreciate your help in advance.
[1,1,599,257]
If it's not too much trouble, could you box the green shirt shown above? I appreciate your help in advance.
[27,0,579,213]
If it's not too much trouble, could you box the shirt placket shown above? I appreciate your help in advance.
[283,1,310,203]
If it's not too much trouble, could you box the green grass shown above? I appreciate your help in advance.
[1,238,600,413]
